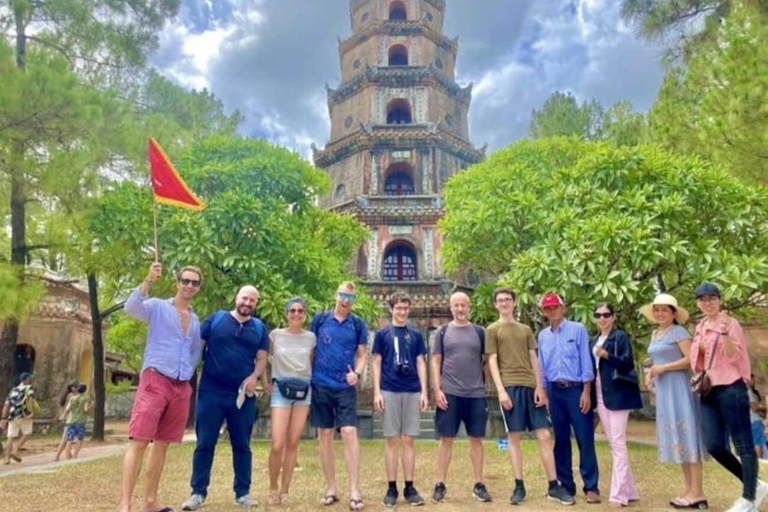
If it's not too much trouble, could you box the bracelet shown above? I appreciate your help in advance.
[355,372,361,379]
[720,331,729,335]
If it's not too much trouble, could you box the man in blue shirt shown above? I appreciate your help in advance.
[182,285,268,511]
[372,292,428,507]
[537,292,600,504]
[310,281,369,511]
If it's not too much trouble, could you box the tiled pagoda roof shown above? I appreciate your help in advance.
[338,20,457,55]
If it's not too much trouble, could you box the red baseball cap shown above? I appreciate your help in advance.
[539,292,564,308]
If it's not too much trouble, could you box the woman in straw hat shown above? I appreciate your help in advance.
[690,282,766,512]
[642,293,708,509]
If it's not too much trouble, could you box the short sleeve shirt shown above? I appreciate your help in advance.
[432,323,486,398]
[373,325,426,393]
[270,328,316,380]
[200,312,269,392]
[66,394,90,424]
[4,384,34,420]
[310,311,369,390]
[485,320,537,388]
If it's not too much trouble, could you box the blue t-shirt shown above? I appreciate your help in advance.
[373,325,426,393]
[310,311,368,390]
[200,312,269,393]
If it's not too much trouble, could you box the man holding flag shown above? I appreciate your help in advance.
[117,139,207,512]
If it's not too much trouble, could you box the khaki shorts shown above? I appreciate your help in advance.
[7,417,33,438]
[382,391,421,438]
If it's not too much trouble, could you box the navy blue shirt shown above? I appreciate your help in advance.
[200,311,269,393]
[310,311,368,390]
[373,325,426,393]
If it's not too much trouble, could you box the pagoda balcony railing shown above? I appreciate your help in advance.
[329,65,470,103]
[333,194,443,214]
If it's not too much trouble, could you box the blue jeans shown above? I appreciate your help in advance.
[700,380,758,501]
[190,386,257,498]
[548,384,600,496]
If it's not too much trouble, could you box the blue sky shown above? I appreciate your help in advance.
[151,0,666,158]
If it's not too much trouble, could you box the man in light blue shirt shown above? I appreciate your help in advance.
[118,262,203,512]
[537,292,600,504]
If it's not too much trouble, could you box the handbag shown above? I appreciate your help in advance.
[691,333,719,396]
[610,337,639,385]
[274,377,310,400]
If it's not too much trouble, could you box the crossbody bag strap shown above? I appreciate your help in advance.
[705,333,720,371]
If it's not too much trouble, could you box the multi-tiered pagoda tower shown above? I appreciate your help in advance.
[313,0,484,330]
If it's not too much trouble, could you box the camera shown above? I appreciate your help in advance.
[396,360,411,375]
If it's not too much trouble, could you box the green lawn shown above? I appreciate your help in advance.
[0,439,749,511]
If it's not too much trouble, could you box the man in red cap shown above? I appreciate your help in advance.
[537,292,600,504]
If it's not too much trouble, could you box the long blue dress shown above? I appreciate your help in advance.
[647,325,707,463]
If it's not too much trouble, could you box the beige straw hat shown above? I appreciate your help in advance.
[640,293,689,324]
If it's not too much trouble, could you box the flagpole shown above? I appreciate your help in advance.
[152,194,159,263]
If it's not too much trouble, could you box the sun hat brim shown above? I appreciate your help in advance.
[640,299,689,324]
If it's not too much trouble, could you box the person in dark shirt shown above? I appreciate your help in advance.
[372,292,428,507]
[182,285,268,511]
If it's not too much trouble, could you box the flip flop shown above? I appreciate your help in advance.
[322,494,339,506]
[148,507,176,512]
[9,454,21,462]
[349,498,364,511]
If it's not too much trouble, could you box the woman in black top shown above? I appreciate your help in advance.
[590,303,643,507]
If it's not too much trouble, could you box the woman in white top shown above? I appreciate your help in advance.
[266,296,316,507]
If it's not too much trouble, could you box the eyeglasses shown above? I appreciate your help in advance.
[179,278,201,287]
[288,308,305,314]
[697,295,720,304]
[338,292,356,301]
[593,312,613,319]
[496,298,514,304]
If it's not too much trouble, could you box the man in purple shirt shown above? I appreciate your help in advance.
[118,262,204,512]
[537,292,600,504]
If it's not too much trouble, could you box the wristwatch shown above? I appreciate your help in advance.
[720,331,729,335]
[355,372,362,379]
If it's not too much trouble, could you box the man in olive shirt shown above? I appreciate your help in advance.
[486,288,573,506]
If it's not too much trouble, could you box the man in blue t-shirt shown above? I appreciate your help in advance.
[310,281,368,511]
[182,285,268,511]
[372,292,428,507]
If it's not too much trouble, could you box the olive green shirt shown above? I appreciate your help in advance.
[485,319,537,388]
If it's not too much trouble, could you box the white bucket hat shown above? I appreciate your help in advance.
[640,293,689,324]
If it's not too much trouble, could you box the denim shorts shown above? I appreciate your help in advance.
[270,386,312,408]
[752,420,767,448]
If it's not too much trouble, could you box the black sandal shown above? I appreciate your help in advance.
[322,494,339,506]
[349,498,364,511]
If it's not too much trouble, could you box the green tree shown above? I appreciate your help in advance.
[620,0,768,59]
[530,93,646,146]
[90,135,375,366]
[439,138,768,350]
[648,2,768,184]
[0,0,180,413]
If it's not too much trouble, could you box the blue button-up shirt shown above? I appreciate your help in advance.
[125,287,203,381]
[537,319,594,386]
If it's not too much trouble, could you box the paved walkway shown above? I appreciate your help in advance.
[0,433,197,478]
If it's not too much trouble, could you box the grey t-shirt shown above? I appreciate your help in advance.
[269,328,316,380]
[432,322,486,398]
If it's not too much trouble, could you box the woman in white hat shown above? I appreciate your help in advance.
[642,293,708,509]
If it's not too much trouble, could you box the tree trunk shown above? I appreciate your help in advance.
[88,273,106,441]
[1,0,30,407]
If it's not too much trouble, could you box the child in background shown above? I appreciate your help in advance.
[748,375,767,459]
[64,384,92,459]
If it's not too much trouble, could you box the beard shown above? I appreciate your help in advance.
[237,304,253,317]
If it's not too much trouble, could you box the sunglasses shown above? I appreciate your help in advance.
[179,278,201,287]
[593,312,613,319]
[338,292,356,301]
[288,308,305,314]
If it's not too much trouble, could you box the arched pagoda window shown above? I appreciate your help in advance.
[388,45,408,66]
[386,99,412,124]
[389,1,407,20]
[384,171,415,196]
[382,243,418,281]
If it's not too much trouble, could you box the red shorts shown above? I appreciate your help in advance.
[128,368,192,443]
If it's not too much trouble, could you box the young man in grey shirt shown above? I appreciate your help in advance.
[431,292,492,503]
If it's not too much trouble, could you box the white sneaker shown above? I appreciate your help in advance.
[181,494,206,511]
[725,498,757,512]
[755,481,768,510]
[235,494,258,508]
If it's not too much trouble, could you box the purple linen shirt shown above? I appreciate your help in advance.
[125,287,203,381]
[537,319,594,386]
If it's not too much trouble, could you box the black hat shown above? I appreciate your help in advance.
[695,282,721,299]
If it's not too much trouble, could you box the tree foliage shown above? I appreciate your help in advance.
[620,0,768,59]
[91,136,377,339]
[439,138,768,346]
[648,2,768,184]
[530,92,646,146]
